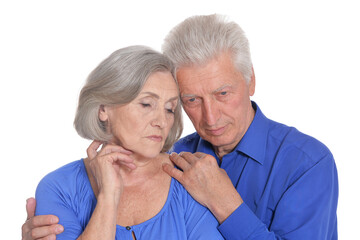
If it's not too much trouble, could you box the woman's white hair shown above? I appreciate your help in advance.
[74,45,183,152]
[162,14,253,83]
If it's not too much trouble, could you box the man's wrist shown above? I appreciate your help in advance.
[209,192,243,224]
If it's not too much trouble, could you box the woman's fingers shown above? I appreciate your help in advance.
[89,151,136,172]
[87,141,133,159]
[87,140,102,159]
[101,144,133,155]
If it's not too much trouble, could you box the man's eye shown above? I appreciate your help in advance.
[182,97,199,106]
[220,91,227,96]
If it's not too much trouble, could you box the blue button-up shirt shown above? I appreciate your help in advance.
[172,102,338,239]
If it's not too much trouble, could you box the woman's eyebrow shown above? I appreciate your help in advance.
[167,96,179,102]
[140,92,179,102]
[139,92,159,99]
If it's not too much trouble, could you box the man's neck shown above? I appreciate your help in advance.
[214,143,238,160]
[214,104,256,159]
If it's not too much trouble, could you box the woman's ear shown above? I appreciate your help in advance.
[98,105,109,122]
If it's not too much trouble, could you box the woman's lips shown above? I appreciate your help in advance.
[147,135,163,142]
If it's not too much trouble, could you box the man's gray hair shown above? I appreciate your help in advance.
[74,45,183,152]
[162,14,253,83]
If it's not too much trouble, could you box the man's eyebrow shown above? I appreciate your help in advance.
[180,93,197,98]
[212,84,231,94]
[180,85,232,98]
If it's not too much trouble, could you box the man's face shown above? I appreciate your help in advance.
[177,52,255,156]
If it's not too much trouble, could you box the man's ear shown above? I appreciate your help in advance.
[249,67,256,96]
[98,105,109,122]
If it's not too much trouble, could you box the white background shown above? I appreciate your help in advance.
[1,0,359,238]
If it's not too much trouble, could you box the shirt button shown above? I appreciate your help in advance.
[126,226,131,230]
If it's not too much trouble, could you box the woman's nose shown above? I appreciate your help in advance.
[151,109,168,128]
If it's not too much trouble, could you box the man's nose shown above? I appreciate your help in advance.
[202,99,220,126]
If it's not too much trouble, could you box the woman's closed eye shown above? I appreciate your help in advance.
[166,108,175,114]
[141,103,152,108]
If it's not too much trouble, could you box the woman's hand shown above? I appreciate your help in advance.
[86,141,136,203]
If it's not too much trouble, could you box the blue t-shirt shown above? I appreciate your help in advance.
[172,102,338,239]
[35,159,224,240]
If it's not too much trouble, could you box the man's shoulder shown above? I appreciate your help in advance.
[268,120,333,163]
[172,132,201,153]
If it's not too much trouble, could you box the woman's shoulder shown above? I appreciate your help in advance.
[40,159,85,181]
[36,159,90,196]
[158,153,174,167]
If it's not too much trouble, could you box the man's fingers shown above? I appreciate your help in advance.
[169,152,191,170]
[179,152,202,164]
[193,152,207,159]
[30,215,59,228]
[162,163,184,182]
[26,198,36,220]
[38,234,57,240]
[22,215,62,240]
[28,224,63,239]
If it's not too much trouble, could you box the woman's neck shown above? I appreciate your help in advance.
[118,152,168,187]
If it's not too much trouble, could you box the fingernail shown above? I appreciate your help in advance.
[51,216,59,224]
[55,225,64,233]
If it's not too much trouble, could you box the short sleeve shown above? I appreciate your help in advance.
[35,171,84,239]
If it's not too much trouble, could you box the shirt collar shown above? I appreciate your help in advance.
[235,101,269,165]
[195,101,269,165]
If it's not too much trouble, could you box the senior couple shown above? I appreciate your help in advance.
[22,14,338,239]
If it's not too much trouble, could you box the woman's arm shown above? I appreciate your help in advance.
[77,141,136,240]
[35,141,135,240]
[77,194,118,240]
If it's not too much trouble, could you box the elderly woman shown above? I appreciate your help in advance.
[33,46,223,239]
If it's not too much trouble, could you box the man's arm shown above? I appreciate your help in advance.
[22,198,63,240]
[163,152,338,239]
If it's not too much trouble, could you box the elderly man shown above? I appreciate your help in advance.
[22,14,338,239]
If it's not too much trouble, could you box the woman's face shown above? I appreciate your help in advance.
[100,71,179,158]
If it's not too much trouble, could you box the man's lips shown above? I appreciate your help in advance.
[206,126,226,136]
[146,135,163,142]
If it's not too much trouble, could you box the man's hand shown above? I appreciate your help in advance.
[162,152,243,223]
[21,198,63,240]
